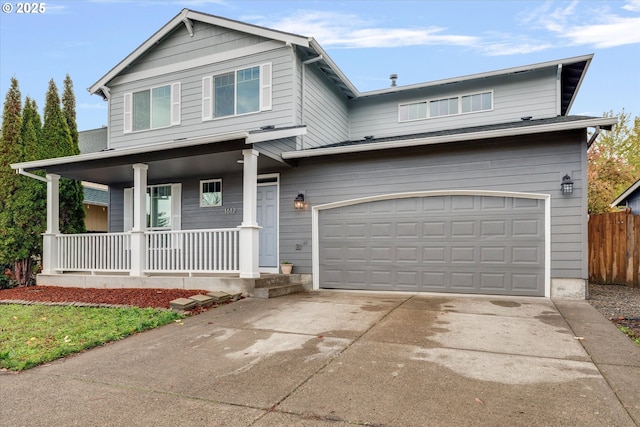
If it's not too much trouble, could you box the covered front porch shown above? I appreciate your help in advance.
[11,130,306,296]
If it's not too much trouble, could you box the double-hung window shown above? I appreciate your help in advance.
[124,82,181,133]
[202,63,272,120]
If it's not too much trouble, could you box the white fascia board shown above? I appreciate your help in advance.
[11,131,249,172]
[357,54,594,99]
[611,178,640,207]
[109,40,286,87]
[282,116,618,160]
[247,127,307,144]
[89,9,310,95]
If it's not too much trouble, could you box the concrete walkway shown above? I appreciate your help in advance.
[1,291,639,426]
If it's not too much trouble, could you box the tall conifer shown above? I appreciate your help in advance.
[42,78,85,234]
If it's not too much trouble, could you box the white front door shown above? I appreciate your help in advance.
[257,183,278,268]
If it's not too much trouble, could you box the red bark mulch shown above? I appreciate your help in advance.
[0,286,213,310]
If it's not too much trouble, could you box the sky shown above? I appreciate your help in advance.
[1,0,639,131]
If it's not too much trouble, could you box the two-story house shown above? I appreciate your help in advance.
[12,9,616,298]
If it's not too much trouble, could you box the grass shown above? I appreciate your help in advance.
[0,304,184,371]
[618,325,640,347]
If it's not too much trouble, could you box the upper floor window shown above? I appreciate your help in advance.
[398,91,493,122]
[202,63,272,120]
[124,82,181,133]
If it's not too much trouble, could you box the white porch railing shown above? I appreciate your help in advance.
[56,228,240,274]
[57,232,131,272]
[146,228,239,273]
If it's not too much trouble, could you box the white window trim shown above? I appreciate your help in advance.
[200,178,223,208]
[398,90,494,123]
[123,183,181,231]
[123,82,181,134]
[202,62,272,121]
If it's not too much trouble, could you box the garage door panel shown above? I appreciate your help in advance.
[319,195,545,296]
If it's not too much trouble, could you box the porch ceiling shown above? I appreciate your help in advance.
[25,139,289,186]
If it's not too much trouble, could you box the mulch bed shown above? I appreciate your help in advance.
[0,286,216,312]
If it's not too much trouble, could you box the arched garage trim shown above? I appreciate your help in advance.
[312,190,551,297]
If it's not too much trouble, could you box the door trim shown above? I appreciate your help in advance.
[258,173,279,273]
[312,190,551,296]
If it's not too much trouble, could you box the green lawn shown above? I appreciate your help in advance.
[0,304,183,371]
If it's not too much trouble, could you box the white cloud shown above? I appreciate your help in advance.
[527,0,640,48]
[623,0,640,12]
[247,10,478,49]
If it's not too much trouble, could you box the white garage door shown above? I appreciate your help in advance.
[318,195,545,296]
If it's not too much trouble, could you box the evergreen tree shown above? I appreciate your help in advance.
[8,98,47,284]
[0,78,23,270]
[42,78,85,234]
[0,77,22,209]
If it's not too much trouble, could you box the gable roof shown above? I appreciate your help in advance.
[89,8,589,111]
[89,9,311,98]
[611,178,640,208]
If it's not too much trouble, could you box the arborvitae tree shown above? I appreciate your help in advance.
[0,77,22,209]
[8,98,47,284]
[62,74,79,155]
[42,78,85,234]
[0,77,23,271]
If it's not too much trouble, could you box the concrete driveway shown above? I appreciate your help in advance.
[1,291,639,426]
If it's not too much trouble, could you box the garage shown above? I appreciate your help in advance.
[317,193,546,296]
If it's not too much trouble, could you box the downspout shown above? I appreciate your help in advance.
[17,167,48,183]
[300,54,323,150]
[556,64,562,116]
[587,126,601,148]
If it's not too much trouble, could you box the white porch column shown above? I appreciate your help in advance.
[130,163,148,276]
[42,173,60,275]
[239,149,260,278]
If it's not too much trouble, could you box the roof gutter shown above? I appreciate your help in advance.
[17,168,48,183]
[282,117,618,160]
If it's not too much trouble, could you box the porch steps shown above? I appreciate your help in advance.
[251,274,311,299]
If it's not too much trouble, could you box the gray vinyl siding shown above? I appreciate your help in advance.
[301,64,349,148]
[108,174,244,233]
[348,68,559,142]
[119,22,269,76]
[108,46,295,149]
[278,130,587,281]
[255,137,297,162]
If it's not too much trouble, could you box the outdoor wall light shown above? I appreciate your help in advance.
[294,193,305,209]
[561,174,574,195]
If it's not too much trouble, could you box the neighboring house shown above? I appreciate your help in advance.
[611,178,640,213]
[11,9,617,298]
[78,127,109,232]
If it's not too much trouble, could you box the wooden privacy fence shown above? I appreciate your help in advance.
[588,211,640,287]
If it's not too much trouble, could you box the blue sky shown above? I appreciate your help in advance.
[1,0,639,131]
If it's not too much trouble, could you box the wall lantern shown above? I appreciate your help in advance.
[294,193,305,209]
[561,174,574,195]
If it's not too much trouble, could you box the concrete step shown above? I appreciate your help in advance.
[251,281,311,299]
[254,274,301,288]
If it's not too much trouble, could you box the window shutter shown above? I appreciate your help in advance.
[260,63,272,111]
[171,183,182,231]
[171,82,181,126]
[123,188,133,231]
[202,76,212,120]
[123,93,132,133]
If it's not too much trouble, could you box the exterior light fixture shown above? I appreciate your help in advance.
[294,193,305,210]
[561,174,574,195]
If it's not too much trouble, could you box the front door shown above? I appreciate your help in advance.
[257,183,278,268]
